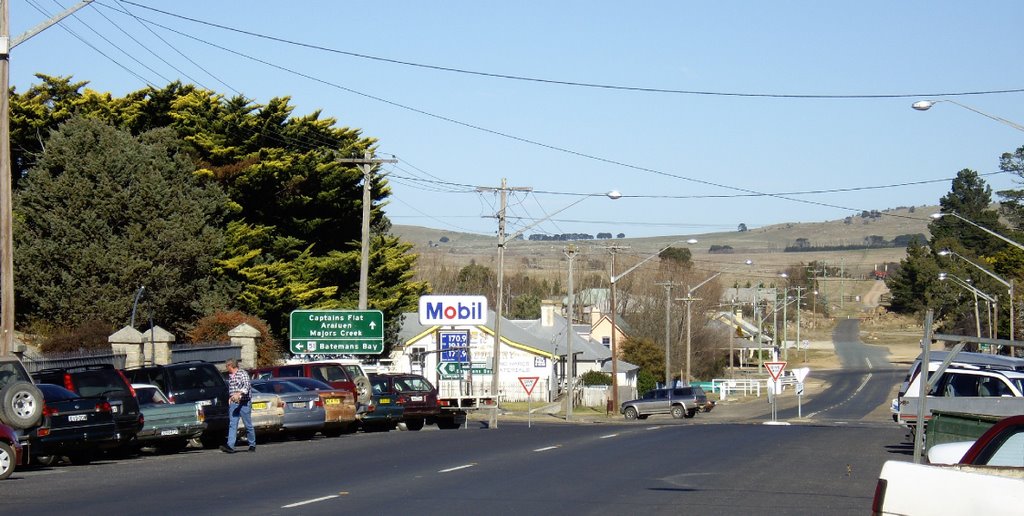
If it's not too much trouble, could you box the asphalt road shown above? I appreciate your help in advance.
[2,420,908,516]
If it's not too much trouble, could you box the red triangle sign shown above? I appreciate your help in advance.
[764,361,787,382]
[519,376,540,396]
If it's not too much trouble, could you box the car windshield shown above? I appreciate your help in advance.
[38,383,79,401]
[137,386,169,405]
[74,370,129,397]
[313,365,350,383]
[253,381,304,394]
[170,365,222,390]
[285,378,331,391]
[0,360,32,389]
[393,376,433,392]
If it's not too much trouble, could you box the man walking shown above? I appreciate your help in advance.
[221,358,255,453]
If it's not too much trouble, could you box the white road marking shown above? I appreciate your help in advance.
[646,426,662,430]
[282,495,338,508]
[533,445,560,452]
[439,464,476,473]
[806,357,874,419]
[599,433,619,439]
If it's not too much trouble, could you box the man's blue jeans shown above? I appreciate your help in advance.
[226,401,255,450]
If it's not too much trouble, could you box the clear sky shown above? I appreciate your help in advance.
[9,1,1024,239]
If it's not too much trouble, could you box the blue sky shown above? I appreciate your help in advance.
[9,1,1024,238]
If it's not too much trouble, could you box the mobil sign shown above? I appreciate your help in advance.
[419,295,488,325]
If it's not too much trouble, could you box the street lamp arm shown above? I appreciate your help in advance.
[941,273,996,303]
[688,272,723,295]
[913,99,1024,133]
[939,249,1011,289]
[11,0,94,49]
[931,212,1024,252]
[612,238,697,283]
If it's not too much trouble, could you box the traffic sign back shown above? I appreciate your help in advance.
[764,361,787,382]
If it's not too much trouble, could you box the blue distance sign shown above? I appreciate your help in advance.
[439,330,470,363]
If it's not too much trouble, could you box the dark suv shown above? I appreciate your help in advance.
[620,386,708,420]
[123,361,229,448]
[369,373,439,431]
[33,364,142,444]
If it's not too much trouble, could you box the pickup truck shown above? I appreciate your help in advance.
[872,414,1024,515]
[132,384,206,453]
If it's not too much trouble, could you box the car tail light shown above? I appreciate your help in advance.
[314,399,323,408]
[366,403,376,413]
[117,370,137,398]
[138,414,145,426]
[871,479,887,515]
[37,427,50,437]
[397,396,407,405]
[63,373,75,392]
[96,401,112,413]
[438,400,451,407]
[42,404,58,417]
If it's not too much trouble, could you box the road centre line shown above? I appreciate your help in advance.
[439,464,476,473]
[599,433,619,439]
[282,495,338,509]
[646,426,662,430]
[534,445,560,452]
[806,358,874,418]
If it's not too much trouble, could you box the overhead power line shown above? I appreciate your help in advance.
[112,1,1024,100]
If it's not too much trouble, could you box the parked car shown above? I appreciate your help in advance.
[33,365,142,445]
[250,361,371,406]
[30,384,120,465]
[275,377,357,437]
[245,391,284,440]
[250,379,325,439]
[369,373,439,431]
[0,422,26,480]
[0,355,43,430]
[132,383,206,454]
[620,386,708,420]
[123,361,230,448]
[361,375,405,431]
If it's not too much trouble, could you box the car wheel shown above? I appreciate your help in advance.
[200,431,226,449]
[293,430,318,440]
[405,418,425,431]
[684,409,697,419]
[0,381,44,430]
[623,407,638,420]
[671,406,684,419]
[0,442,14,480]
[66,452,93,465]
[34,455,58,467]
[322,428,344,438]
[155,439,189,454]
[354,376,372,405]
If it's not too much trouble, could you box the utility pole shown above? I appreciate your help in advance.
[606,245,629,412]
[336,152,397,310]
[794,287,804,362]
[1,1,94,356]
[564,244,578,421]
[655,281,675,386]
[478,179,532,429]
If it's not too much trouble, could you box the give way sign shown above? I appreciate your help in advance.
[518,376,540,396]
[764,361,787,382]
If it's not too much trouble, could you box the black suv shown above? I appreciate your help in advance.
[620,386,708,420]
[123,361,229,448]
[33,364,142,444]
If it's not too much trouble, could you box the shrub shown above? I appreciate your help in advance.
[41,320,115,354]
[581,370,612,386]
[187,311,281,367]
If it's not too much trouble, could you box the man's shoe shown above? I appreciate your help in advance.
[248,446,256,452]
[220,445,235,454]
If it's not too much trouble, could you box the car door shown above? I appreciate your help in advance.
[651,389,670,414]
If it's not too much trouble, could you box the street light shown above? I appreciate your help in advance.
[939,272,996,339]
[930,212,1024,252]
[487,188,621,428]
[912,99,1024,133]
[680,272,721,384]
[609,238,697,409]
[130,286,146,328]
[938,249,1014,341]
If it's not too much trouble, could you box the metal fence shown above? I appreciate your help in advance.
[170,342,239,365]
[20,351,127,373]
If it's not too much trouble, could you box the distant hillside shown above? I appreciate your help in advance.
[392,205,935,254]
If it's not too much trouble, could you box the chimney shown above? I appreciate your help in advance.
[541,301,556,327]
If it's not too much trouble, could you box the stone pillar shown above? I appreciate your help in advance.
[109,326,144,369]
[141,326,175,366]
[228,323,261,368]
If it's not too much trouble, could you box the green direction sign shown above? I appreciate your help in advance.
[436,362,493,379]
[290,309,384,354]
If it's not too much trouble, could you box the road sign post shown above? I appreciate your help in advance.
[289,310,384,354]
[764,361,787,422]
[519,377,539,428]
